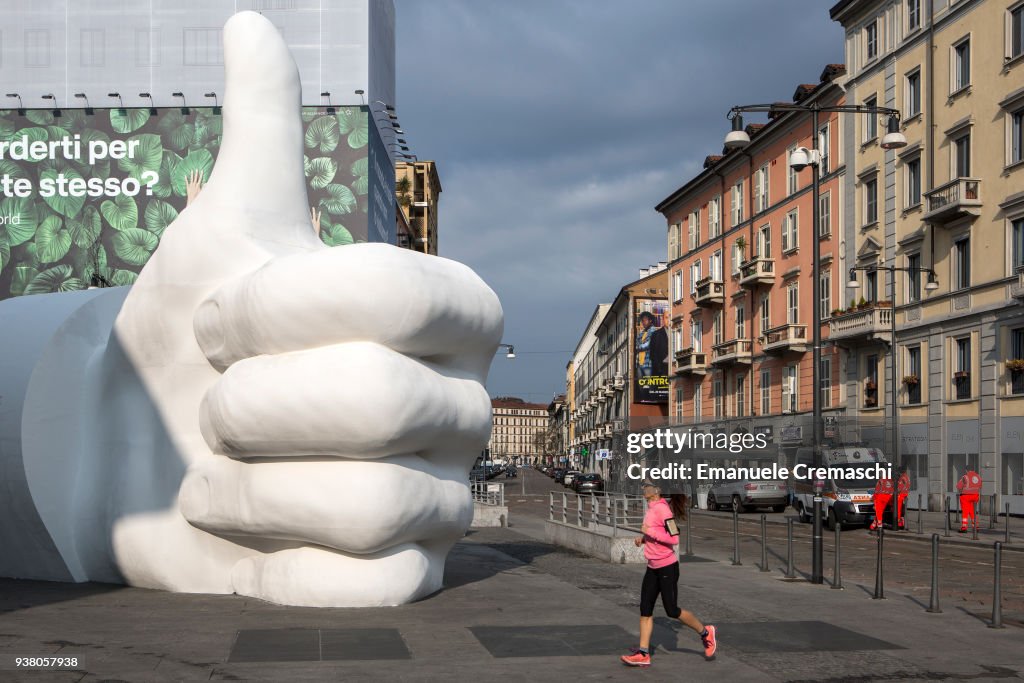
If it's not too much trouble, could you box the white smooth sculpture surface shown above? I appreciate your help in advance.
[0,12,502,607]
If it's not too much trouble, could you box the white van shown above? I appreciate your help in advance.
[791,446,888,530]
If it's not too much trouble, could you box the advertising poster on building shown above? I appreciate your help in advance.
[0,105,386,300]
[633,297,669,404]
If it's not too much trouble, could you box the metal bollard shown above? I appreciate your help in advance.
[831,521,843,589]
[872,527,885,599]
[591,493,597,527]
[972,507,979,540]
[1006,503,1011,545]
[760,514,769,572]
[917,494,923,535]
[577,495,583,527]
[732,507,742,566]
[927,534,942,613]
[944,496,950,538]
[785,517,796,579]
[990,495,996,530]
[685,508,694,556]
[562,492,567,524]
[549,492,554,521]
[990,542,1004,629]
[612,498,618,536]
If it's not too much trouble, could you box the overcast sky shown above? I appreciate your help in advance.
[394,0,844,404]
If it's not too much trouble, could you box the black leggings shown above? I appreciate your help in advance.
[640,561,681,618]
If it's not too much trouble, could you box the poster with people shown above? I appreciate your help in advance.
[634,298,669,404]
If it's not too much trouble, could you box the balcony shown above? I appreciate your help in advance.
[711,338,753,365]
[739,257,775,287]
[694,276,725,306]
[923,177,982,225]
[1013,267,1024,300]
[761,323,808,354]
[828,303,892,343]
[673,348,707,375]
[612,374,625,390]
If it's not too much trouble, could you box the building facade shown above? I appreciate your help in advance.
[488,397,549,466]
[569,304,610,470]
[395,160,441,255]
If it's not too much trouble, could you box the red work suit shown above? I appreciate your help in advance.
[956,470,982,532]
[896,473,910,529]
[871,478,894,530]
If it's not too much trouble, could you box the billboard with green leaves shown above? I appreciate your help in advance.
[0,105,381,299]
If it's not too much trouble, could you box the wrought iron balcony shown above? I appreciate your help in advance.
[761,323,808,354]
[673,348,707,375]
[711,338,753,365]
[828,303,892,343]
[739,257,775,287]
[923,177,982,224]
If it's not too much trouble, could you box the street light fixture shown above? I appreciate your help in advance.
[725,100,906,584]
[498,344,516,359]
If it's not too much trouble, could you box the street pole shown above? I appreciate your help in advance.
[811,105,824,584]
[889,267,899,494]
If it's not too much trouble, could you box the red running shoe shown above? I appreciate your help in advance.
[620,650,651,667]
[701,625,717,659]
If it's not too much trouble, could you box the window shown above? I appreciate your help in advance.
[708,196,721,238]
[782,209,798,252]
[736,305,746,339]
[953,37,971,92]
[673,270,683,302]
[820,269,832,319]
[819,191,831,237]
[787,283,799,324]
[865,354,879,408]
[954,132,971,177]
[737,374,746,417]
[1010,107,1023,166]
[906,157,922,207]
[908,0,921,31]
[787,145,799,195]
[714,379,723,418]
[955,337,972,399]
[693,382,702,421]
[713,310,723,346]
[25,29,50,67]
[135,28,159,67]
[731,181,744,226]
[865,270,878,303]
[80,28,105,67]
[907,252,922,302]
[692,319,703,352]
[668,223,681,260]
[675,387,684,421]
[710,250,723,281]
[183,27,224,66]
[690,261,701,294]
[672,326,683,355]
[907,345,922,403]
[760,294,770,335]
[1013,218,1024,273]
[866,21,878,61]
[688,211,700,250]
[906,69,921,118]
[758,224,772,258]
[755,164,770,212]
[864,96,878,141]
[818,123,831,175]
[760,369,771,415]
[820,357,832,409]
[731,241,743,275]
[865,177,878,224]
[954,237,970,289]
[1011,328,1024,395]
[1011,3,1024,60]
[783,364,798,413]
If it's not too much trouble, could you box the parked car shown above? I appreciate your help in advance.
[573,473,604,494]
[791,446,888,530]
[563,470,583,488]
[553,468,567,483]
[706,479,787,513]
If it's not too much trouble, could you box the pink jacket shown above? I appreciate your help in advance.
[641,498,678,569]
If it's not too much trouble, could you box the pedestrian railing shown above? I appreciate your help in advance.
[472,481,505,507]
[548,492,646,536]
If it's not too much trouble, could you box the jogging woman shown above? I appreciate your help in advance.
[620,482,717,668]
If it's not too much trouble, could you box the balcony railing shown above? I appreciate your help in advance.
[739,257,775,287]
[673,348,707,375]
[923,177,982,224]
[711,338,753,365]
[1014,266,1024,300]
[695,276,725,305]
[828,304,892,343]
[761,323,808,354]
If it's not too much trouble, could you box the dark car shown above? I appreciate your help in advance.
[553,468,567,484]
[573,473,604,494]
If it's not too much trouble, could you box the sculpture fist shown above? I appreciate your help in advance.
[0,12,501,607]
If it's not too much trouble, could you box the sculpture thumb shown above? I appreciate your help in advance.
[192,11,315,246]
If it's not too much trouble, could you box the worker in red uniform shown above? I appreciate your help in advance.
[896,467,911,530]
[870,475,894,531]
[956,469,982,533]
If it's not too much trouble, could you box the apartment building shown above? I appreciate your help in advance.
[546,394,568,467]
[569,304,611,471]
[831,0,1024,511]
[488,397,549,465]
[655,68,847,453]
[395,160,441,255]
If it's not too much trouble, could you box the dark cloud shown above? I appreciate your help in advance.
[394,0,843,402]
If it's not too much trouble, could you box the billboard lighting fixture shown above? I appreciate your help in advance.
[108,92,126,115]
[372,100,395,112]
[6,93,26,116]
[41,93,61,118]
[172,92,189,115]
[320,91,335,114]
[204,92,220,115]
[74,93,94,115]
[354,88,365,104]
[139,92,157,116]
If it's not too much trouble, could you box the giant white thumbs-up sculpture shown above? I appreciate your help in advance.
[0,11,502,607]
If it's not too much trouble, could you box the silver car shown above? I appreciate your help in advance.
[707,479,788,513]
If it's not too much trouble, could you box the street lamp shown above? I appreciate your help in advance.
[725,101,905,584]
[497,343,516,359]
[847,265,938,481]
